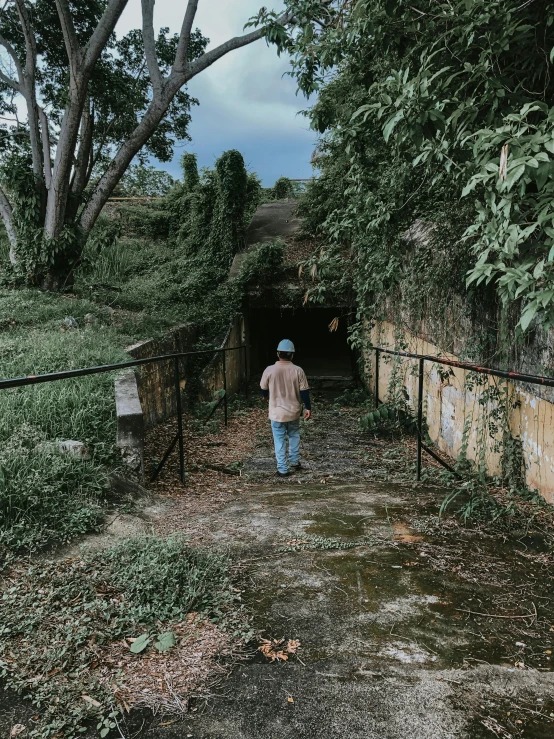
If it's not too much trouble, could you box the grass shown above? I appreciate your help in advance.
[0,194,275,558]
[0,226,202,559]
[0,535,248,738]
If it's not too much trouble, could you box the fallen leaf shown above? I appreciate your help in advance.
[10,725,26,738]
[258,637,301,662]
[81,695,101,708]
[154,631,176,653]
[129,633,150,654]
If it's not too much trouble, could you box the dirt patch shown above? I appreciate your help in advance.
[392,521,423,542]
[99,614,241,714]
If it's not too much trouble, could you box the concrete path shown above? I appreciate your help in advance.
[230,200,301,277]
[141,401,554,739]
[3,400,552,739]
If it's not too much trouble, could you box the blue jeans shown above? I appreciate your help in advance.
[271,419,301,474]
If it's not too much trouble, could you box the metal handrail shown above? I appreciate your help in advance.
[1,344,248,485]
[372,345,554,481]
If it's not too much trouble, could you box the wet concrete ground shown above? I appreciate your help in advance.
[137,478,554,739]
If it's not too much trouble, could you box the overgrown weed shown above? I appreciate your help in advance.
[0,535,249,738]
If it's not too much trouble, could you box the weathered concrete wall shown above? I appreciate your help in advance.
[369,320,554,504]
[127,323,197,428]
[200,315,247,400]
[114,371,144,478]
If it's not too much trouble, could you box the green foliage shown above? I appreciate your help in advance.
[0,289,131,557]
[278,0,554,334]
[99,535,235,622]
[141,149,262,339]
[0,535,244,738]
[237,239,286,284]
[118,164,175,197]
[271,176,295,199]
[182,152,201,190]
[117,203,170,239]
[0,435,107,555]
[0,149,44,280]
[360,402,418,434]
[263,176,306,202]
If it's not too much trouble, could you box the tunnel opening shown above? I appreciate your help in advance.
[247,306,357,381]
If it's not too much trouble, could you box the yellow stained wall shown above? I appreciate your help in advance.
[369,321,554,504]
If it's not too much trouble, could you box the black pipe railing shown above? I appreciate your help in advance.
[372,345,554,481]
[0,344,247,486]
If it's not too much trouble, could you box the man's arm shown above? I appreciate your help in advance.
[298,369,311,420]
[260,368,270,401]
[300,389,311,420]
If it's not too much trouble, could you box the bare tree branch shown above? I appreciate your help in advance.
[0,184,17,263]
[79,98,167,233]
[71,99,93,197]
[79,7,297,234]
[184,10,293,81]
[83,0,129,73]
[141,0,163,95]
[0,32,24,88]
[14,0,43,181]
[54,0,81,75]
[38,106,52,190]
[46,0,129,239]
[0,67,20,93]
[172,0,199,74]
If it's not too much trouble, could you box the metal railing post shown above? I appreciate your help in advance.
[417,357,424,481]
[374,347,380,407]
[174,357,185,484]
[222,349,228,427]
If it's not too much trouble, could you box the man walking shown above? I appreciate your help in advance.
[260,339,312,477]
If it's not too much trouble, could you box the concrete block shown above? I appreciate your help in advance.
[115,371,144,479]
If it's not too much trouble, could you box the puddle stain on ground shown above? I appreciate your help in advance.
[238,487,554,737]
[168,404,554,738]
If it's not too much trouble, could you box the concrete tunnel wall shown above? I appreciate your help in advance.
[368,320,554,504]
[115,317,249,479]
[247,306,355,379]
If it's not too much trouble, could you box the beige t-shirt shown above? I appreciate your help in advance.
[260,361,309,422]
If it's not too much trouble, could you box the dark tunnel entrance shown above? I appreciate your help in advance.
[247,306,356,380]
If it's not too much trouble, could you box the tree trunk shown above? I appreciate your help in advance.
[0,187,18,264]
[44,83,88,241]
[79,98,169,235]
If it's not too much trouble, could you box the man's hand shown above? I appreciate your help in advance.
[304,409,311,420]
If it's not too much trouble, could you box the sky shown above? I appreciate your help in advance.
[116,1,318,186]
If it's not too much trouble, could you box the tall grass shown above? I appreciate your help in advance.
[0,313,129,557]
[79,237,134,286]
[0,196,224,557]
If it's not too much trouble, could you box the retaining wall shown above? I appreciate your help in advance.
[200,315,247,400]
[369,320,554,504]
[126,323,197,428]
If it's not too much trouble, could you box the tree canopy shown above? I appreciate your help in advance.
[0,0,312,289]
[266,0,554,336]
